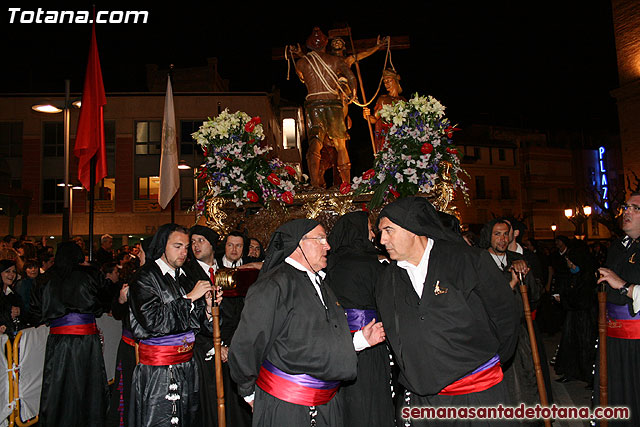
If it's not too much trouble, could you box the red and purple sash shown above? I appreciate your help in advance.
[345,308,378,333]
[439,355,502,396]
[50,313,98,335]
[121,328,135,347]
[138,331,195,366]
[256,359,340,406]
[607,302,640,339]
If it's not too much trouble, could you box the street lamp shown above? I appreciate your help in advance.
[32,79,81,241]
[550,223,557,240]
[564,205,592,240]
[57,183,83,236]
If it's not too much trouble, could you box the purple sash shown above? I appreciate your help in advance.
[262,359,340,390]
[607,302,638,320]
[139,331,195,346]
[345,308,378,332]
[50,312,96,328]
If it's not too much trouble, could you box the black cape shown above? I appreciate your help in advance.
[31,258,110,427]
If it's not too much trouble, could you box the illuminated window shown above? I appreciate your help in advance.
[97,178,115,201]
[137,176,160,200]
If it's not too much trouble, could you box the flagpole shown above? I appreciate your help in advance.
[169,65,175,224]
[62,79,71,241]
[88,155,96,263]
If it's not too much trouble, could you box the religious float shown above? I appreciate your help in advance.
[190,93,469,242]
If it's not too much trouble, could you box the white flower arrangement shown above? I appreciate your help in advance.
[191,109,300,214]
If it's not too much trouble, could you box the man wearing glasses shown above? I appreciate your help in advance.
[597,192,640,426]
[229,218,385,426]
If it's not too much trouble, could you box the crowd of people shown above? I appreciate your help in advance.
[1,193,639,427]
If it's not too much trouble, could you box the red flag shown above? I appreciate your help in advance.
[74,21,107,190]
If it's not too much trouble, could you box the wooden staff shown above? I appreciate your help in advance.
[598,283,608,427]
[212,290,226,427]
[519,273,552,427]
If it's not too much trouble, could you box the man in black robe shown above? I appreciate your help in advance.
[128,223,215,427]
[30,241,110,427]
[375,197,520,426]
[229,218,385,426]
[596,192,640,426]
[478,218,552,417]
[184,225,252,427]
[326,211,395,427]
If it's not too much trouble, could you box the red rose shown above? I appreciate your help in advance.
[389,187,400,198]
[285,166,296,176]
[252,116,262,125]
[248,138,255,144]
[446,147,458,155]
[339,182,351,194]
[421,143,434,154]
[223,156,233,162]
[362,169,375,180]
[281,191,293,204]
[246,191,259,203]
[267,173,281,186]
[203,148,209,157]
[361,203,369,213]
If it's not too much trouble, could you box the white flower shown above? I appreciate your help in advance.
[395,173,404,183]
[404,168,417,176]
[352,176,362,185]
[408,174,418,184]
[377,172,386,182]
[219,176,230,187]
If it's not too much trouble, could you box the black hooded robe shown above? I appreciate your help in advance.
[326,211,395,427]
[374,197,520,427]
[30,244,110,427]
[128,225,213,427]
[229,219,358,427]
[593,237,640,426]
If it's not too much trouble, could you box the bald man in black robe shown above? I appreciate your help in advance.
[375,197,520,426]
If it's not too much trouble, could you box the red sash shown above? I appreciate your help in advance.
[137,342,193,366]
[256,360,340,406]
[607,319,640,339]
[50,323,98,335]
[438,356,503,396]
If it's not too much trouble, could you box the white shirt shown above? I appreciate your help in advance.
[155,257,187,279]
[155,258,192,311]
[222,255,243,268]
[197,259,218,276]
[489,251,508,271]
[397,238,434,298]
[632,286,640,315]
[513,242,524,255]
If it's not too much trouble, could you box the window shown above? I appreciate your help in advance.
[42,178,64,214]
[558,188,576,204]
[180,120,206,156]
[105,120,116,157]
[500,176,511,199]
[96,178,115,201]
[43,122,64,157]
[137,176,160,200]
[474,147,481,159]
[475,176,486,199]
[0,122,23,157]
[135,121,161,155]
[498,148,506,161]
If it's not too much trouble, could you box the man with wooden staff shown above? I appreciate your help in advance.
[596,192,640,426]
[184,225,252,427]
[375,197,520,426]
[478,218,553,421]
[229,218,385,426]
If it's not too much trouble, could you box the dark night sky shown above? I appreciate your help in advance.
[1,1,620,135]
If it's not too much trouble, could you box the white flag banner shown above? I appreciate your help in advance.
[159,76,179,209]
